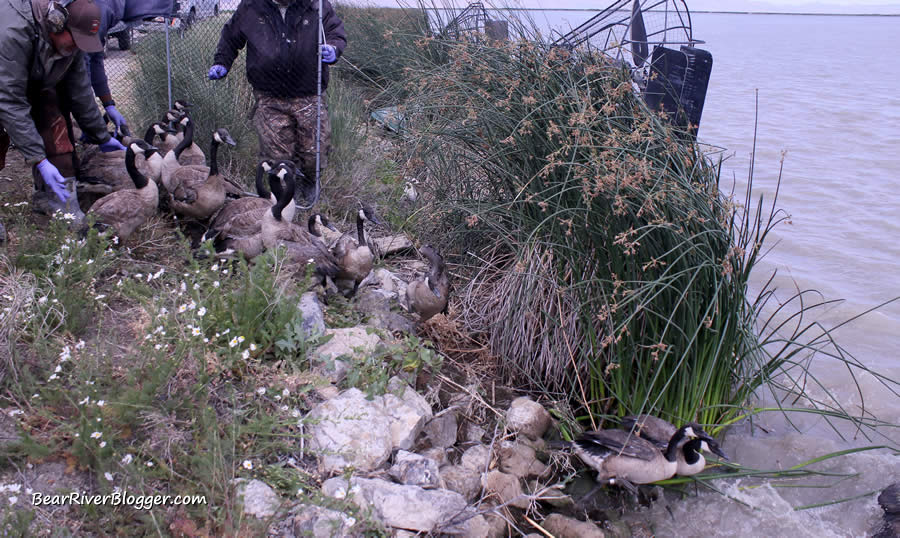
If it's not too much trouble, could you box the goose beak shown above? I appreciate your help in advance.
[709,440,728,460]
[325,222,338,232]
[224,134,237,146]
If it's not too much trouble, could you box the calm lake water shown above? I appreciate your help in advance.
[472,9,900,535]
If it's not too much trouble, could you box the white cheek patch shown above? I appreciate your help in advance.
[684,426,695,438]
[130,143,143,153]
[358,209,366,220]
[214,133,222,143]
[700,441,709,453]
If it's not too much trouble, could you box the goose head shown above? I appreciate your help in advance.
[307,213,338,236]
[174,99,194,111]
[213,128,236,147]
[357,204,381,226]
[267,162,295,222]
[129,139,159,157]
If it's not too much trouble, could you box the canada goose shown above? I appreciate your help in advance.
[405,244,450,323]
[203,160,296,256]
[332,204,380,294]
[571,424,698,492]
[261,164,340,279]
[620,415,727,476]
[173,115,206,166]
[85,140,160,243]
[78,134,166,199]
[165,127,235,220]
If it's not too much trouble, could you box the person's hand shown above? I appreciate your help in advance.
[35,159,69,203]
[99,137,127,152]
[321,44,337,64]
[104,105,128,135]
[208,64,228,80]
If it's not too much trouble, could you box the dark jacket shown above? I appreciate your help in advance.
[213,0,346,98]
[0,0,110,166]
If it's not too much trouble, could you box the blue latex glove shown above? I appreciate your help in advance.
[35,159,69,203]
[104,105,128,135]
[99,137,127,152]
[321,44,337,64]
[208,64,228,80]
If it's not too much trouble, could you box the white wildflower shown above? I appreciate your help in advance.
[191,327,201,337]
[222,269,229,275]
[38,296,48,305]
[146,461,154,467]
[7,409,23,417]
[280,405,288,412]
[116,279,123,287]
[59,346,71,361]
[152,268,164,280]
[75,340,85,350]
[203,338,209,343]
[177,304,187,313]
[237,336,245,343]
[54,365,62,373]
[48,374,58,381]
[90,432,102,439]
[159,307,168,316]
[187,301,196,310]
[31,394,39,399]
[229,337,239,348]
[153,326,164,334]
[221,328,230,335]
[242,460,253,470]
[99,441,107,448]
[241,349,250,360]
[213,281,220,288]
[249,343,257,351]
[256,387,266,395]
[180,281,186,293]
[96,400,105,407]
[192,283,200,290]
[85,259,94,265]
[121,454,133,465]
[104,472,113,482]
[210,264,219,271]
[290,409,301,418]
[197,307,206,317]
[112,236,119,245]
[7,496,17,505]
[134,273,143,279]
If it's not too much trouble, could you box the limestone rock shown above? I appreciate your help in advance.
[389,450,442,488]
[311,327,381,383]
[286,504,357,538]
[498,440,547,478]
[322,476,467,533]
[506,397,551,440]
[460,444,492,473]
[297,292,326,338]
[541,513,605,538]
[423,410,458,449]
[232,479,281,519]
[372,234,414,256]
[420,447,448,467]
[482,471,528,509]
[380,378,433,450]
[307,388,393,473]
[440,465,482,502]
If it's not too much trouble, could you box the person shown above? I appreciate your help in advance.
[209,0,346,204]
[0,0,127,220]
[84,0,174,136]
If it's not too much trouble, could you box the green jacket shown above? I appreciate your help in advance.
[0,0,110,166]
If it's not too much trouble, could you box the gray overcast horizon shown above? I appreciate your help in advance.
[353,0,900,15]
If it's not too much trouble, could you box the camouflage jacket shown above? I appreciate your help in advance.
[0,0,110,166]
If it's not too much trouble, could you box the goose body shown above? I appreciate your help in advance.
[620,415,727,476]
[573,425,696,487]
[261,164,339,278]
[166,127,234,219]
[333,206,379,293]
[205,161,296,257]
[406,244,450,322]
[86,141,160,242]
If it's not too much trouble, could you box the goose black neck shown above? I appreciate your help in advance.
[125,147,148,189]
[269,171,294,222]
[664,428,688,463]
[356,213,367,247]
[174,117,193,159]
[681,439,703,465]
[209,135,221,176]
[254,164,269,198]
[143,125,156,144]
[307,215,320,236]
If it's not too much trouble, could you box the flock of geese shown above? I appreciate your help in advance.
[76,104,728,495]
[75,101,448,320]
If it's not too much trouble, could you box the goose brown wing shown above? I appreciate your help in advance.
[332,233,356,259]
[576,430,661,461]
[211,198,270,233]
[621,415,677,450]
[89,190,147,223]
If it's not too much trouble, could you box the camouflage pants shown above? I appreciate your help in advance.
[252,93,330,189]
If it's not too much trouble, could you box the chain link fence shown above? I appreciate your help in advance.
[99,0,260,184]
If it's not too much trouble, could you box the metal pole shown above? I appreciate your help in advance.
[309,0,323,209]
[165,17,173,110]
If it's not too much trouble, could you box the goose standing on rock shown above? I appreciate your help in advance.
[261,164,340,279]
[85,140,160,243]
[406,244,450,323]
[332,204,380,295]
[165,127,235,220]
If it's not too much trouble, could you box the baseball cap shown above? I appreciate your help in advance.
[65,0,103,53]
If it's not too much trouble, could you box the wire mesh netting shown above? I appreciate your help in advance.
[101,0,264,184]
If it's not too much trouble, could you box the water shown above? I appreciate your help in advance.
[516,9,900,535]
